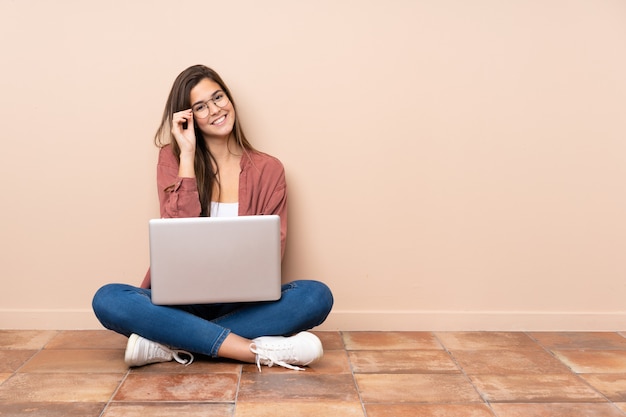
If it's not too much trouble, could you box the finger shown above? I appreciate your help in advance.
[184,112,194,130]
[172,110,193,133]
[173,110,192,122]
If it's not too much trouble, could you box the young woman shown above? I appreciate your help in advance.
[92,65,333,370]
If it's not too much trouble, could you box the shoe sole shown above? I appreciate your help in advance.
[124,333,140,366]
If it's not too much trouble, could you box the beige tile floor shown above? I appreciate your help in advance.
[1,330,626,416]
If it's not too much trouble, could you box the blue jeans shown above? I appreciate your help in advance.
[92,280,333,357]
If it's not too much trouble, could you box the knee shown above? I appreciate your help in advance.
[93,284,111,314]
[314,281,334,314]
[92,283,138,324]
[92,283,121,314]
[294,280,334,319]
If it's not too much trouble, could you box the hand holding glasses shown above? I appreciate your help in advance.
[171,90,230,155]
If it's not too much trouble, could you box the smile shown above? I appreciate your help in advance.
[211,115,226,125]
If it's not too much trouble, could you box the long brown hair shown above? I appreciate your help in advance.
[155,65,254,216]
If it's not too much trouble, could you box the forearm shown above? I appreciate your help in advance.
[177,151,195,178]
[157,146,202,218]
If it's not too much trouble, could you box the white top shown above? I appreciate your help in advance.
[210,202,239,218]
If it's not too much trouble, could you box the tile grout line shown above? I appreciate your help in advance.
[1,330,62,391]
[431,332,499,417]
[3,330,626,415]
[523,330,623,407]
[97,366,132,417]
[340,331,370,417]
[11,330,62,375]
[232,362,243,417]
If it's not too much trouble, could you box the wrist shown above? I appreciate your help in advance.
[178,152,196,178]
[179,150,195,161]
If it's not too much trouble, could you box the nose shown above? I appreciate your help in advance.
[207,100,221,115]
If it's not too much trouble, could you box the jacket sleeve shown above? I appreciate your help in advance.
[157,145,202,219]
[264,167,288,259]
[141,146,202,288]
[244,153,288,258]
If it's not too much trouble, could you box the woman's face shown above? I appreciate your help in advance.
[189,78,236,141]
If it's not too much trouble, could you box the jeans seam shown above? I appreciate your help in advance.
[209,328,231,357]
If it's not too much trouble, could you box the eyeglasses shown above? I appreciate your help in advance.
[191,91,230,118]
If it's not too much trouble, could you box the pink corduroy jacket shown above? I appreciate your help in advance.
[140,144,288,289]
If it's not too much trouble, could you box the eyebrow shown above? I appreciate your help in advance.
[191,89,225,107]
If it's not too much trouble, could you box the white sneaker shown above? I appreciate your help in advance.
[250,331,323,371]
[124,334,194,367]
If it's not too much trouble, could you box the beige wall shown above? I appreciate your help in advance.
[1,1,624,331]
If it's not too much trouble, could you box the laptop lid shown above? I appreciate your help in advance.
[149,215,282,305]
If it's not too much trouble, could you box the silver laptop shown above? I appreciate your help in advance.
[149,215,282,305]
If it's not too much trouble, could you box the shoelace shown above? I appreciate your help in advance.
[172,350,195,366]
[250,344,305,372]
[150,342,194,366]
